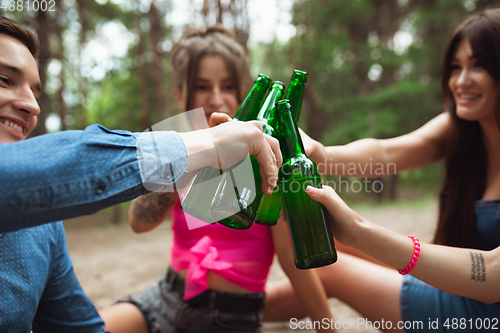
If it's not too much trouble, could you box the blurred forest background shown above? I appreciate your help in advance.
[2,0,498,210]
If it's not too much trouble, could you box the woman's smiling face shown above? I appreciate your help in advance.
[176,54,239,125]
[448,38,498,124]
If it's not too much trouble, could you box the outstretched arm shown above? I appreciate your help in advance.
[0,120,281,232]
[301,112,452,177]
[129,117,284,233]
[307,185,500,304]
[270,215,335,332]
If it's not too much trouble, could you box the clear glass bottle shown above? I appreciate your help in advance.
[180,74,272,223]
[209,81,284,230]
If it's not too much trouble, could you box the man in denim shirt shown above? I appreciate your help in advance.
[0,29,281,233]
[0,15,282,332]
[0,17,106,332]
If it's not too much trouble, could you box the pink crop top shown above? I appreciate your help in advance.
[170,197,275,300]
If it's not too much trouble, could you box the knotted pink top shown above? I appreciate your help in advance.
[170,198,275,300]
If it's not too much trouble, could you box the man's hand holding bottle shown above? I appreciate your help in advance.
[179,115,282,195]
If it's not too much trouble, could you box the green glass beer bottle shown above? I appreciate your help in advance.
[232,74,273,122]
[210,80,282,230]
[180,74,272,223]
[255,71,308,226]
[277,100,337,269]
[284,70,308,123]
[253,81,285,226]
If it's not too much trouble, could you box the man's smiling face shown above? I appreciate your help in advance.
[0,33,41,143]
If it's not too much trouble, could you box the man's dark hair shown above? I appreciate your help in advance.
[0,15,39,58]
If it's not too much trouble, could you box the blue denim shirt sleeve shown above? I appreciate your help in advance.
[0,124,188,232]
[133,130,189,191]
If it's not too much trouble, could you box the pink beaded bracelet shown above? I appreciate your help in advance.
[397,235,420,275]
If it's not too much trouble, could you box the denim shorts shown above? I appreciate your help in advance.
[400,275,500,332]
[117,267,265,333]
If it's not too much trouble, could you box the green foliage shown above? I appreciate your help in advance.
[250,40,293,86]
[399,163,443,191]
[321,80,442,145]
[251,0,492,194]
[7,0,495,194]
[86,70,142,132]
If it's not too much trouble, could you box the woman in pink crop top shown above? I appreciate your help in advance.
[99,25,335,333]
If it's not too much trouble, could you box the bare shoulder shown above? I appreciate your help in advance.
[409,112,453,155]
[413,112,451,138]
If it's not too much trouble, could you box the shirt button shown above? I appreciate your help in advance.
[164,165,172,180]
[95,184,107,194]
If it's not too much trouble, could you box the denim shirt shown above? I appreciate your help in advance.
[0,222,105,333]
[0,125,188,233]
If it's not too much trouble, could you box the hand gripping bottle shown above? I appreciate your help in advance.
[180,74,272,223]
[276,99,337,269]
[209,80,282,229]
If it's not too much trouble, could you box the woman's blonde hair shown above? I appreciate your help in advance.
[171,24,252,111]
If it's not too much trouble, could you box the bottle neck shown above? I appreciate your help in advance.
[284,79,306,123]
[280,110,306,160]
[234,81,270,121]
[257,86,283,134]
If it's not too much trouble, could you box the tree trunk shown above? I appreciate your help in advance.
[202,0,210,26]
[373,0,400,86]
[32,10,50,137]
[149,1,165,123]
[303,78,328,140]
[136,10,150,130]
[388,174,398,201]
[230,0,249,49]
[55,0,67,131]
[217,0,223,23]
[76,0,89,129]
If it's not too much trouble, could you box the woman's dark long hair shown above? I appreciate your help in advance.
[434,8,500,248]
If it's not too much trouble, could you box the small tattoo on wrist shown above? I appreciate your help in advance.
[470,252,486,282]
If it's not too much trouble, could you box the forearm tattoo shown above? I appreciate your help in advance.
[132,192,179,224]
[470,252,486,282]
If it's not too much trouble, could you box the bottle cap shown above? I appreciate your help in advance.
[271,81,285,90]
[255,74,272,87]
[276,99,292,113]
[291,70,308,83]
